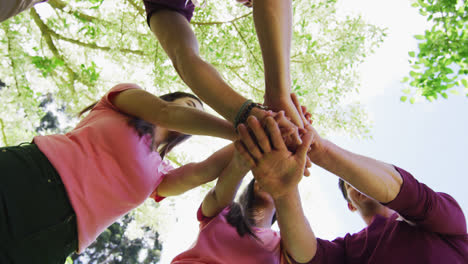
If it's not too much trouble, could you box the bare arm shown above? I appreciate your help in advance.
[274,189,317,263]
[237,117,316,263]
[112,88,237,141]
[156,144,235,197]
[309,136,403,203]
[201,144,251,218]
[253,0,303,127]
[149,10,247,123]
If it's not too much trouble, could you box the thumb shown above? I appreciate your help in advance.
[295,131,313,161]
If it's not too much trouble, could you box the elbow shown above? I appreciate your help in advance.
[289,245,317,264]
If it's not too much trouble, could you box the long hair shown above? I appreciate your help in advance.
[225,179,277,239]
[79,91,203,159]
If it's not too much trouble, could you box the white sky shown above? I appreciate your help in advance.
[158,0,468,263]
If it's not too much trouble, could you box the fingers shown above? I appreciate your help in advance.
[246,116,272,153]
[303,156,313,177]
[290,93,304,117]
[237,124,263,161]
[296,130,314,160]
[264,117,288,151]
[274,111,302,145]
[291,93,313,127]
[234,140,256,168]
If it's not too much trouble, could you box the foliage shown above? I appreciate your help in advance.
[401,0,467,103]
[69,214,162,264]
[0,0,385,147]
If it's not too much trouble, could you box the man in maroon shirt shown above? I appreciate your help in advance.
[236,115,468,264]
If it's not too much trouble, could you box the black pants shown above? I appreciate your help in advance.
[0,143,78,264]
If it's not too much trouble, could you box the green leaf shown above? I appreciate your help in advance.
[414,35,425,40]
[411,2,419,7]
[441,92,448,99]
[402,88,411,94]
[401,76,410,83]
[461,79,468,88]
[408,51,416,57]
[409,71,420,78]
[400,96,408,102]
[410,97,416,104]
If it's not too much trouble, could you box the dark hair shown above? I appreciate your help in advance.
[338,178,349,201]
[225,179,277,239]
[79,91,203,159]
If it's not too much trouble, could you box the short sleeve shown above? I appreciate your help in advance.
[197,204,216,222]
[383,166,467,235]
[98,83,142,111]
[309,237,345,264]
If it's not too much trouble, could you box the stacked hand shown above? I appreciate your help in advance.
[235,116,314,199]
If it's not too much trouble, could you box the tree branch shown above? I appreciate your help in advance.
[192,12,252,26]
[125,0,146,18]
[31,8,77,92]
[41,1,149,56]
[0,118,8,146]
[48,0,114,26]
[2,23,21,96]
[226,65,263,93]
[52,31,148,56]
[231,21,263,71]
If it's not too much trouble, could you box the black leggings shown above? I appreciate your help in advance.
[0,143,78,264]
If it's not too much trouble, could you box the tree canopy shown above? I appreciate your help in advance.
[0,0,385,147]
[0,0,385,262]
[401,0,467,103]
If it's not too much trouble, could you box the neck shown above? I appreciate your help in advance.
[153,128,169,150]
[362,206,395,226]
[252,204,276,228]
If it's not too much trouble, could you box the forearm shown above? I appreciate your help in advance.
[274,189,316,263]
[157,145,235,197]
[311,140,403,203]
[149,10,247,123]
[160,104,237,140]
[202,158,250,217]
[253,0,292,97]
[112,88,237,140]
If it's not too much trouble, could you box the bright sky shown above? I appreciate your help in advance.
[157,0,468,263]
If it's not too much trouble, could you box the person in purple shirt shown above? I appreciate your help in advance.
[236,98,468,264]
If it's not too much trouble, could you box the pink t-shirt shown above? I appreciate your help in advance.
[34,83,172,252]
[171,205,289,264]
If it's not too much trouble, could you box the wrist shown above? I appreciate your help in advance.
[272,187,299,202]
[234,100,270,129]
[308,138,331,166]
[263,93,290,107]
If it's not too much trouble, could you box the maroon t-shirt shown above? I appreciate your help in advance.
[310,167,468,264]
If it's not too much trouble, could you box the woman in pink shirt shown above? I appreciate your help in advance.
[0,83,238,263]
[171,124,313,264]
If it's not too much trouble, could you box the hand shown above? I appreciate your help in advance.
[235,116,314,200]
[231,146,253,172]
[264,95,304,129]
[249,107,302,146]
[290,93,312,126]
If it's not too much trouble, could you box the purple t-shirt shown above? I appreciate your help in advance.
[310,167,468,264]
